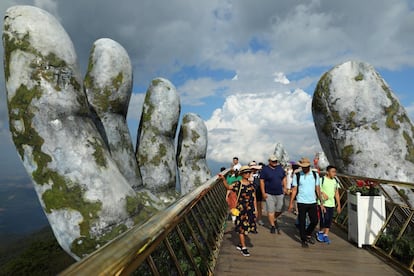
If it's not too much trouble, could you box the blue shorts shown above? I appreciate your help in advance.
[319,206,334,229]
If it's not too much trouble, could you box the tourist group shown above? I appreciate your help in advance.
[218,155,342,257]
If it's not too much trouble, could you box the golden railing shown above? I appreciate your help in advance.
[60,171,414,274]
[60,174,228,275]
[333,173,414,273]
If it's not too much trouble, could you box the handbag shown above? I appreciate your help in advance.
[230,183,242,217]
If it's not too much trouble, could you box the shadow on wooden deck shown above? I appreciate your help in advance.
[214,209,402,275]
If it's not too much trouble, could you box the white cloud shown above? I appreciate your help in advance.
[273,72,290,84]
[205,89,321,165]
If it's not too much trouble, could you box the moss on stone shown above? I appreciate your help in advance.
[88,138,107,168]
[46,52,67,68]
[342,145,354,166]
[371,123,380,131]
[381,84,400,130]
[83,46,95,91]
[8,84,41,157]
[3,32,31,80]
[191,130,200,143]
[194,175,202,187]
[191,163,201,171]
[354,73,364,81]
[312,72,331,114]
[126,193,158,225]
[41,173,102,233]
[151,144,167,166]
[402,131,414,163]
[71,223,128,257]
[346,111,357,129]
[141,91,155,124]
[112,72,123,90]
[151,79,163,87]
[182,115,191,125]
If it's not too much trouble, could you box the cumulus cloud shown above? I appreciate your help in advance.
[273,72,290,84]
[1,0,414,178]
[205,89,321,164]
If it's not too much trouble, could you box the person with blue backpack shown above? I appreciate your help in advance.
[288,157,323,248]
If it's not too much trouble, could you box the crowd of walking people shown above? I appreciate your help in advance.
[218,154,342,257]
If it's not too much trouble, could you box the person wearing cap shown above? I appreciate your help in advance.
[219,166,258,257]
[260,155,287,234]
[288,157,323,248]
[249,161,264,226]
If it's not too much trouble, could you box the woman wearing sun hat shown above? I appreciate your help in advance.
[219,166,258,257]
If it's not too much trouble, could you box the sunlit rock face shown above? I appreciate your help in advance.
[84,38,142,190]
[3,5,157,260]
[312,60,414,182]
[177,113,211,195]
[136,78,180,200]
[273,142,289,166]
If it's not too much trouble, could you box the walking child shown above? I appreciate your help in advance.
[219,166,257,257]
[317,165,342,244]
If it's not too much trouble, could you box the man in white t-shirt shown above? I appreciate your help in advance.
[232,157,242,171]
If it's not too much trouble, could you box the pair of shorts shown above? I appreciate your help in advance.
[318,206,334,229]
[265,194,284,213]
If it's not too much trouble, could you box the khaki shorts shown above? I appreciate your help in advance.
[265,194,284,213]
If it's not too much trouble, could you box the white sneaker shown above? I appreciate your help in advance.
[258,220,264,226]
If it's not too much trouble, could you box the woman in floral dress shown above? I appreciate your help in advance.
[219,165,257,256]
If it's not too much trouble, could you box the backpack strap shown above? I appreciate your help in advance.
[295,172,301,188]
[312,171,317,184]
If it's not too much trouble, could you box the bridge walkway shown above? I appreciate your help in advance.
[214,208,401,275]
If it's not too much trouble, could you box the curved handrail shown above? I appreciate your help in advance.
[60,172,228,275]
[60,171,414,274]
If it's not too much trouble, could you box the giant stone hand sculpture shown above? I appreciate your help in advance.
[312,61,414,182]
[3,5,211,260]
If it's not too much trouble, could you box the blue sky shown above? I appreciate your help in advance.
[1,0,414,234]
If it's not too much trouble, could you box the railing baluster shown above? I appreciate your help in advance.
[373,205,397,252]
[183,216,212,273]
[146,255,160,276]
[190,207,214,256]
[388,211,414,257]
[175,225,202,276]
[163,239,184,276]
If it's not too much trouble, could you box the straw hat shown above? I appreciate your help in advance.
[297,157,311,167]
[239,165,253,174]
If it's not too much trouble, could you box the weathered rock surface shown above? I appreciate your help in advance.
[312,60,414,181]
[3,6,157,260]
[84,38,142,190]
[273,142,290,166]
[136,78,180,201]
[177,113,211,195]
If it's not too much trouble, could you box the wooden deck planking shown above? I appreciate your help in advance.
[214,211,402,275]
